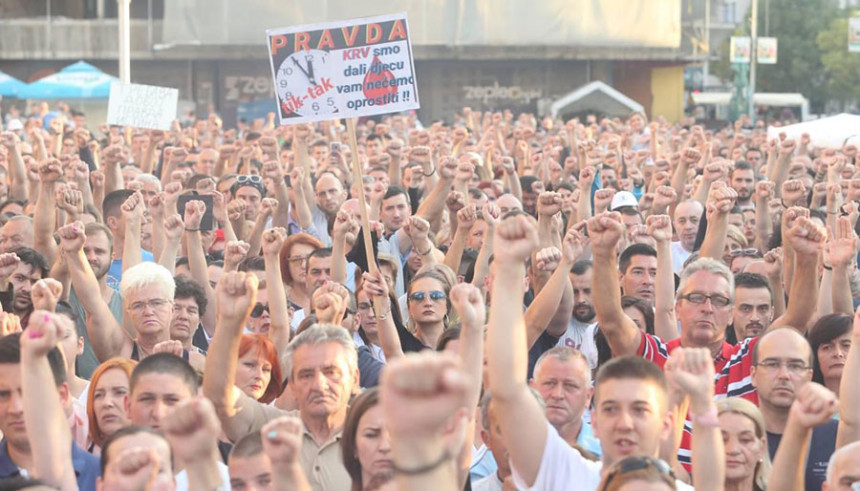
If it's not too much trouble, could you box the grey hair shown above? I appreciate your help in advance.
[480,387,544,431]
[826,440,860,483]
[533,346,592,385]
[677,257,735,302]
[283,323,357,378]
[133,173,162,192]
[120,262,175,301]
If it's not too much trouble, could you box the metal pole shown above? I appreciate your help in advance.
[147,0,152,50]
[703,0,711,88]
[46,0,51,54]
[748,0,758,121]
[118,0,132,83]
[765,0,770,36]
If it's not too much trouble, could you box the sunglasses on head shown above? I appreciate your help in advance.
[408,290,446,302]
[729,248,762,258]
[236,175,263,184]
[250,303,270,318]
[601,456,675,491]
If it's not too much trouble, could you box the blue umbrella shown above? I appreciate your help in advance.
[0,71,26,98]
[20,61,119,99]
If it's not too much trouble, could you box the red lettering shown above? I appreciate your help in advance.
[366,23,382,44]
[388,20,407,42]
[270,35,287,56]
[317,29,335,50]
[342,26,360,47]
[295,32,310,52]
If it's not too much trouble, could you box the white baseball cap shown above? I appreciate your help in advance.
[610,191,639,211]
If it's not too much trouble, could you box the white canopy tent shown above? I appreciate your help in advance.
[766,113,860,149]
[690,92,810,121]
[550,81,644,120]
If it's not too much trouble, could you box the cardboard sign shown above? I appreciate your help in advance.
[266,13,420,124]
[107,83,178,131]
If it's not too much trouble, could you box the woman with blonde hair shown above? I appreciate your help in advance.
[717,397,770,491]
[86,358,137,454]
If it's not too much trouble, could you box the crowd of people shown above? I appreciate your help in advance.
[0,102,856,491]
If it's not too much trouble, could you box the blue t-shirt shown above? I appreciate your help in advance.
[0,439,99,490]
[107,249,155,289]
[767,418,838,491]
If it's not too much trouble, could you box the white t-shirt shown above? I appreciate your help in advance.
[473,472,504,491]
[555,320,598,369]
[670,241,693,274]
[511,425,693,491]
[175,461,231,491]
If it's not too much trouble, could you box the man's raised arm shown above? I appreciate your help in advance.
[769,215,823,333]
[59,222,129,362]
[487,213,552,486]
[589,211,642,356]
[202,271,260,443]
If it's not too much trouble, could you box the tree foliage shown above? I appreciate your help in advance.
[817,17,860,105]
[753,0,840,111]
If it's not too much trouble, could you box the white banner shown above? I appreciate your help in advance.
[850,18,860,53]
[757,37,777,64]
[107,83,178,131]
[266,13,420,124]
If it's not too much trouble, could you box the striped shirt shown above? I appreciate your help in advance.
[637,331,760,469]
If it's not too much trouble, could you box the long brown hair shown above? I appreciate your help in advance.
[87,358,137,447]
[342,388,380,491]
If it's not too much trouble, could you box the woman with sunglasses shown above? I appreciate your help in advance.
[278,233,323,313]
[717,397,770,491]
[405,270,454,349]
[246,279,271,334]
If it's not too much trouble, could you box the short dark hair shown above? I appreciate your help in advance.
[103,189,135,219]
[237,255,266,273]
[519,175,539,193]
[230,431,263,461]
[9,247,48,279]
[130,353,198,396]
[733,161,754,173]
[174,276,207,316]
[571,259,593,276]
[594,356,667,409]
[101,426,171,476]
[618,244,657,274]
[468,188,486,201]
[0,333,66,386]
[734,272,772,302]
[808,313,852,385]
[382,185,410,204]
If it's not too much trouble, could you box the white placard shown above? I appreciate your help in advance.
[266,13,420,125]
[107,83,179,130]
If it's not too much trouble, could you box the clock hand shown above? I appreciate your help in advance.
[306,59,316,85]
[291,57,313,83]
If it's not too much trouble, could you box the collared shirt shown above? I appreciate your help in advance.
[638,332,759,470]
[231,391,350,491]
[0,438,100,490]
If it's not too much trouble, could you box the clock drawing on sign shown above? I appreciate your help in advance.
[275,49,339,119]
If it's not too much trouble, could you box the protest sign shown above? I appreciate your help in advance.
[107,82,178,131]
[266,13,420,125]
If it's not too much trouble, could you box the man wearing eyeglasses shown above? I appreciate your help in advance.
[751,327,838,490]
[591,209,824,469]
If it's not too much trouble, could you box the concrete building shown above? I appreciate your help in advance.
[0,0,725,125]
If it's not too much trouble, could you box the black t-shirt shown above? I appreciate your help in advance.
[767,418,838,491]
[527,330,560,379]
[397,321,430,352]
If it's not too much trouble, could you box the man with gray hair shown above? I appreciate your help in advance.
[530,346,600,456]
[204,271,355,491]
[589,209,824,468]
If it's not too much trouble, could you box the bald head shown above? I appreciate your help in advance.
[315,173,347,215]
[754,327,812,366]
[0,216,34,253]
[496,194,523,215]
[825,441,860,490]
